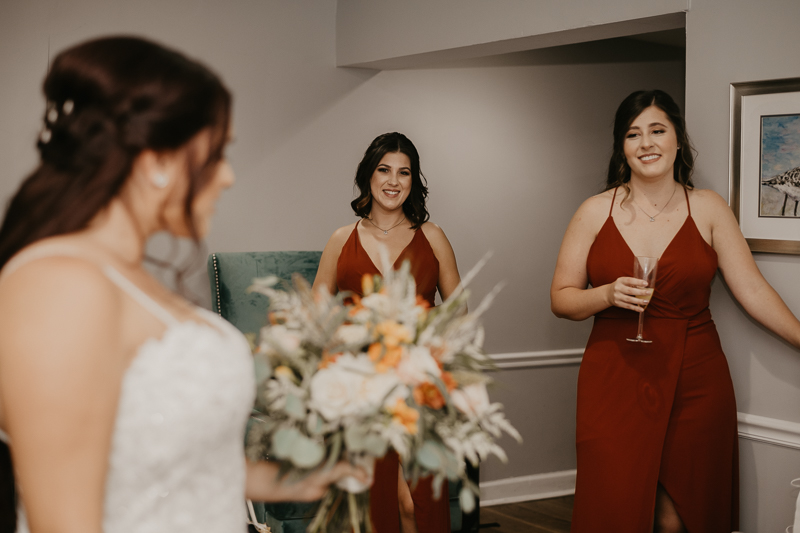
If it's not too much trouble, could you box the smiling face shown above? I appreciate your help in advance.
[369,151,412,214]
[623,105,679,183]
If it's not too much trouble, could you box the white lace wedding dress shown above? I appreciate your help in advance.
[3,257,255,533]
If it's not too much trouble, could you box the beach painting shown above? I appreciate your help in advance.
[760,114,800,217]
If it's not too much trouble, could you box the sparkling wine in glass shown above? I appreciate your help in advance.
[627,256,658,343]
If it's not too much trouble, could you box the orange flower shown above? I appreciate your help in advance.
[361,274,374,296]
[415,294,431,311]
[367,342,383,362]
[429,342,447,362]
[347,294,365,317]
[441,371,458,392]
[413,382,446,410]
[369,342,404,373]
[389,398,419,435]
[318,350,342,369]
[375,320,411,348]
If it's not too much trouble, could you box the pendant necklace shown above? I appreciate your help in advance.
[366,216,406,235]
[634,185,678,222]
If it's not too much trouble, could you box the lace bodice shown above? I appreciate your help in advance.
[8,260,255,533]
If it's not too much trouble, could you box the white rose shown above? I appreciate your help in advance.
[361,292,392,316]
[382,383,410,409]
[451,383,490,419]
[267,325,302,353]
[396,345,441,386]
[335,324,370,346]
[360,372,402,410]
[309,363,365,421]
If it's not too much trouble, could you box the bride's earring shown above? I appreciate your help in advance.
[152,172,169,189]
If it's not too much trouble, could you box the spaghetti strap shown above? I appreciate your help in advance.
[102,266,180,327]
[609,187,619,217]
[683,186,691,216]
[1,243,179,328]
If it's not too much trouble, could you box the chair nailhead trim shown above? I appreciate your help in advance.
[212,253,222,317]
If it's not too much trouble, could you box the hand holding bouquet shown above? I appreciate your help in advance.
[246,255,520,532]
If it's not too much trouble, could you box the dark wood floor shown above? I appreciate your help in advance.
[478,495,573,533]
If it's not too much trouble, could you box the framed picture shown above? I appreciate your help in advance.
[729,77,800,254]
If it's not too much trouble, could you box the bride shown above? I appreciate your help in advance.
[0,36,361,532]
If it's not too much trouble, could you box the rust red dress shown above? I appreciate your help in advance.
[571,188,739,532]
[337,220,450,533]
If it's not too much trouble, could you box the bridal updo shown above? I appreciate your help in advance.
[0,36,231,268]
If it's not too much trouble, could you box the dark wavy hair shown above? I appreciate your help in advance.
[0,36,231,269]
[0,35,231,527]
[350,132,429,229]
[605,90,695,194]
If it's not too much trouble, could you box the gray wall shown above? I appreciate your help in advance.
[336,0,688,68]
[6,1,797,529]
[685,0,800,530]
[0,2,685,494]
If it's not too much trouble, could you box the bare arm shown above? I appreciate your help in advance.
[702,190,800,348]
[312,224,354,296]
[550,195,650,321]
[421,222,461,302]
[245,460,365,502]
[0,258,126,533]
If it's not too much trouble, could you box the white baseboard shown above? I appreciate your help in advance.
[738,412,800,450]
[489,349,584,370]
[480,469,576,507]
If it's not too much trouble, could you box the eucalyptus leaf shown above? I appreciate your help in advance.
[432,474,444,500]
[443,449,460,479]
[344,425,369,452]
[290,434,325,468]
[273,427,300,459]
[286,393,306,419]
[459,485,476,514]
[253,355,272,383]
[364,434,388,457]
[416,441,442,470]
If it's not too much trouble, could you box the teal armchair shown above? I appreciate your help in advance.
[209,251,322,533]
[207,251,477,532]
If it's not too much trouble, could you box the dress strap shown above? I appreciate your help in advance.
[609,187,619,217]
[1,244,179,328]
[102,266,180,327]
[683,186,691,216]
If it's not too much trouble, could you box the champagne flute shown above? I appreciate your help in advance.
[626,256,658,343]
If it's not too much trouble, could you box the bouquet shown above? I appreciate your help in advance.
[246,253,520,532]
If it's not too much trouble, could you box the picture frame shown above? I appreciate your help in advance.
[729,77,800,254]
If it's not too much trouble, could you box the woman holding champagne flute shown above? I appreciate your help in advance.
[550,90,800,532]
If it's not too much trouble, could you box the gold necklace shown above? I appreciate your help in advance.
[366,216,406,235]
[633,185,678,222]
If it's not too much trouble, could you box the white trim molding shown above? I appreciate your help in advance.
[481,469,576,507]
[738,412,800,451]
[489,349,584,370]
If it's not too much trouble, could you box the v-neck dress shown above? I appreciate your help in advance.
[336,220,439,306]
[336,220,448,533]
[571,188,739,532]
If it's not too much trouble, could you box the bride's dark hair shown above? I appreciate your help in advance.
[0,35,231,526]
[0,36,231,269]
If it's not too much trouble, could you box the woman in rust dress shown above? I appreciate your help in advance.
[313,132,463,533]
[551,91,800,532]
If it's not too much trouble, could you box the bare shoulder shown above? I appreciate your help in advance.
[420,221,453,250]
[688,187,729,211]
[327,222,357,248]
[570,189,615,230]
[0,254,122,326]
[688,188,735,230]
